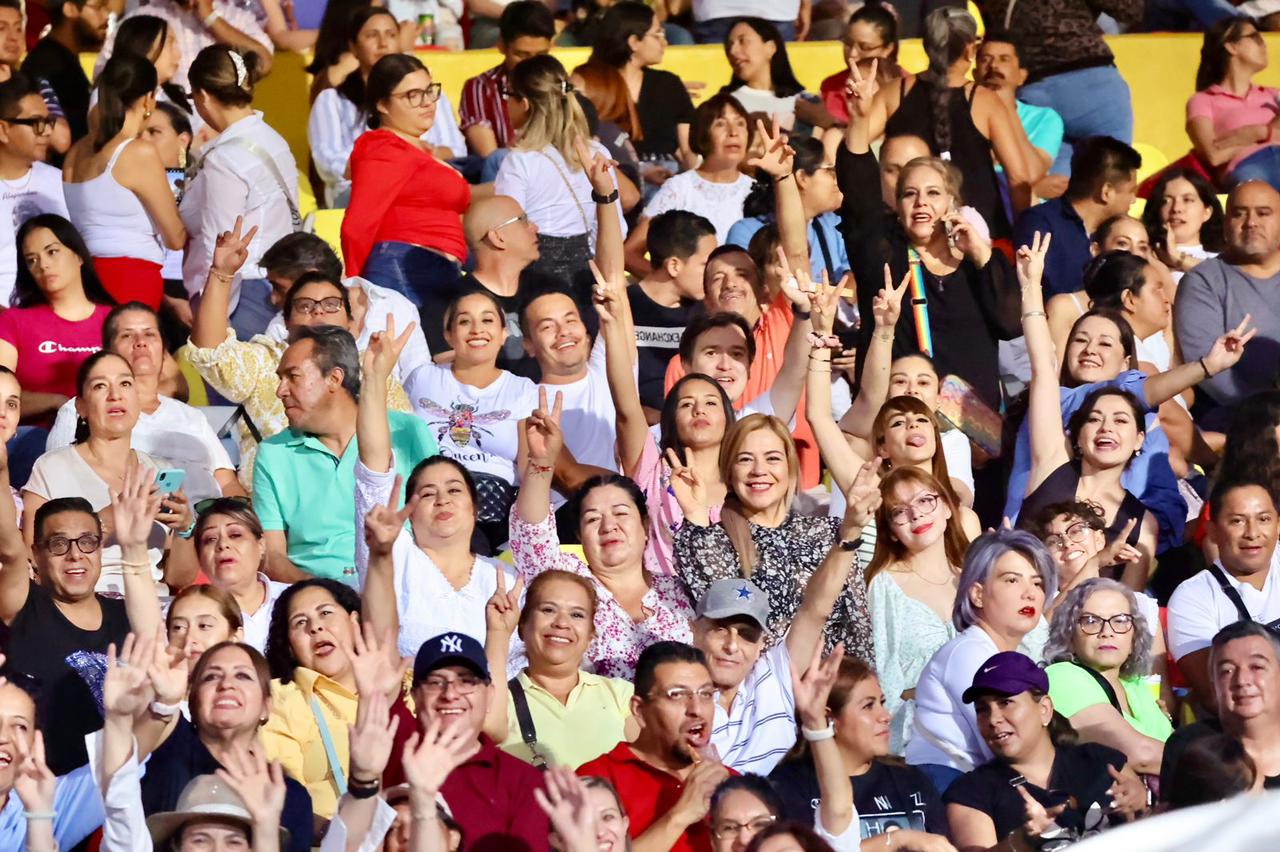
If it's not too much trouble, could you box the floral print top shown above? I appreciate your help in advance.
[509,508,695,679]
[673,513,875,666]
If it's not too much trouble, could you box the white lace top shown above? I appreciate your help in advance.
[644,169,755,243]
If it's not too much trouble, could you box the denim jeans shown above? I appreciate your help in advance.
[693,17,796,44]
[1018,65,1133,175]
[1143,0,1239,31]
[362,241,462,308]
[228,278,276,341]
[1229,146,1280,192]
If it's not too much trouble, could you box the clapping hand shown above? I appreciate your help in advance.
[525,387,564,472]
[363,314,417,382]
[1202,314,1258,377]
[364,475,417,559]
[210,216,259,280]
[485,566,525,639]
[747,117,795,179]
[536,767,598,852]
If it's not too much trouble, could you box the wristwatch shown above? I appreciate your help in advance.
[591,188,619,204]
[838,536,863,552]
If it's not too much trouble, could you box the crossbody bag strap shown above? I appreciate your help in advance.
[1070,661,1122,714]
[212,136,302,230]
[309,695,349,796]
[536,149,591,235]
[508,676,548,769]
[812,220,836,280]
[1206,563,1254,625]
[233,404,262,443]
[905,247,934,356]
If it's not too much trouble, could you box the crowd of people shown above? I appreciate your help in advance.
[0,0,1278,851]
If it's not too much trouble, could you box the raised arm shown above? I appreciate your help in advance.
[111,463,166,639]
[0,444,31,623]
[361,476,416,641]
[786,461,879,662]
[481,567,522,742]
[593,262,648,477]
[1143,315,1256,407]
[401,721,481,852]
[805,275,870,496]
[1019,233,1071,497]
[837,265,908,440]
[576,137,625,286]
[791,645,856,841]
[191,217,258,349]
[359,316,417,475]
[327,690,401,852]
[513,388,564,527]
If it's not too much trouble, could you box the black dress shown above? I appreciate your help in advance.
[835,145,1022,411]
[1018,460,1147,547]
[883,79,1010,240]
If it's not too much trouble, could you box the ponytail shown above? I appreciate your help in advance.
[93,54,157,152]
[919,6,977,158]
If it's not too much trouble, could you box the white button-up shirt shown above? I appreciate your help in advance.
[180,111,299,307]
[308,86,467,208]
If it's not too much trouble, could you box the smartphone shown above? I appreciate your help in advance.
[155,469,186,494]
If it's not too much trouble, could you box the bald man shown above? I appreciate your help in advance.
[418,194,545,376]
[1175,180,1280,416]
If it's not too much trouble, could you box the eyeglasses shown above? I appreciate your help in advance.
[649,686,717,704]
[420,673,485,694]
[41,533,102,556]
[842,39,886,54]
[711,815,776,839]
[1076,613,1135,635]
[1044,521,1093,550]
[889,493,939,526]
[194,495,253,516]
[393,83,443,107]
[492,213,529,231]
[1232,29,1265,44]
[290,296,345,317]
[645,28,667,41]
[3,116,54,135]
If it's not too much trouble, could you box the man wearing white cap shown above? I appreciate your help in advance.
[694,476,879,774]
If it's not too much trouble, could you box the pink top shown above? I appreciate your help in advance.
[0,304,111,399]
[820,69,853,125]
[1187,83,1280,173]
[634,433,723,577]
[508,507,694,679]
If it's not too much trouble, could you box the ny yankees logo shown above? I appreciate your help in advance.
[441,634,464,654]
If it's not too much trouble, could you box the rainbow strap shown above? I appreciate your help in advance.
[906,247,934,356]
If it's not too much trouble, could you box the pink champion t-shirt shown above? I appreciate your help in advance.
[0,304,111,399]
[1187,83,1280,173]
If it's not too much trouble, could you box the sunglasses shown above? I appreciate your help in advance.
[194,495,253,516]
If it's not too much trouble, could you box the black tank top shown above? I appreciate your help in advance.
[883,79,1011,239]
[1018,460,1146,547]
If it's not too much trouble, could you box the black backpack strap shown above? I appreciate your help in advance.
[1206,563,1254,625]
[509,675,547,769]
[812,221,837,281]
[1071,661,1122,714]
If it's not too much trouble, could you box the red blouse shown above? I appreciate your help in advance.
[341,129,471,276]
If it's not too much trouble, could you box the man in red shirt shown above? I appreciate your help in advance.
[578,641,734,852]
[411,631,549,851]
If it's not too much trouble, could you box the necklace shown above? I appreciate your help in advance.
[893,561,955,586]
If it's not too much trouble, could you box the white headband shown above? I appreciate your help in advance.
[228,50,247,89]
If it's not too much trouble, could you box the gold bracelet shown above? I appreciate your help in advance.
[209,270,234,282]
[1022,310,1047,319]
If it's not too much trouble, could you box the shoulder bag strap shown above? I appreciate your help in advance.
[536,149,591,235]
[1070,661,1122,714]
[812,220,836,280]
[231,404,262,443]
[1206,563,1254,625]
[905,247,934,356]
[211,136,302,230]
[508,676,548,769]
[309,695,349,796]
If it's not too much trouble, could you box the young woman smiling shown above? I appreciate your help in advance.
[403,290,539,551]
[482,569,636,769]
[672,414,874,664]
[865,467,971,752]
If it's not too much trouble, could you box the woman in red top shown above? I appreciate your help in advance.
[0,214,114,428]
[341,53,470,308]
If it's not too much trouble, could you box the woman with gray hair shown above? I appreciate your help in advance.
[1045,577,1172,776]
[903,528,1056,794]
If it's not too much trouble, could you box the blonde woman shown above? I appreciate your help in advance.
[494,55,628,285]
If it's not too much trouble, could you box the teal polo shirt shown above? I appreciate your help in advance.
[252,410,437,582]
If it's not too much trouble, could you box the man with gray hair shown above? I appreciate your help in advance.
[252,325,437,582]
[1160,620,1280,793]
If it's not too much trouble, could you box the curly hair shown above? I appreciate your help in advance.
[264,578,362,683]
[1044,577,1153,679]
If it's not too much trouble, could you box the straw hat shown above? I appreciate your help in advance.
[146,774,290,848]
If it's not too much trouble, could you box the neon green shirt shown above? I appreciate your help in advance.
[1046,661,1173,742]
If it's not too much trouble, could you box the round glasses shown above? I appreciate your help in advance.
[41,533,103,556]
[1044,521,1093,551]
[392,83,443,107]
[290,297,344,317]
[1076,613,1135,635]
[889,493,939,526]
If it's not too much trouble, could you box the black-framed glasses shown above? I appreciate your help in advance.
[711,815,776,839]
[842,39,886,54]
[41,533,102,556]
[889,493,939,526]
[1076,613,1135,635]
[3,116,54,135]
[1044,521,1093,550]
[291,296,345,317]
[393,83,443,107]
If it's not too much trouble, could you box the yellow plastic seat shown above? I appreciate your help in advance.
[308,208,345,261]
[1133,142,1171,185]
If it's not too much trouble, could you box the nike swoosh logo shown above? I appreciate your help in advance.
[981,666,998,673]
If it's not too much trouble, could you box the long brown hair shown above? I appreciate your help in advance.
[871,396,958,503]
[572,59,642,141]
[717,414,799,577]
[865,467,969,585]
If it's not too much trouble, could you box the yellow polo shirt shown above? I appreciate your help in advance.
[500,670,634,769]
[260,668,357,818]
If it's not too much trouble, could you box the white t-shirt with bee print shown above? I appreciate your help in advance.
[403,363,539,485]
